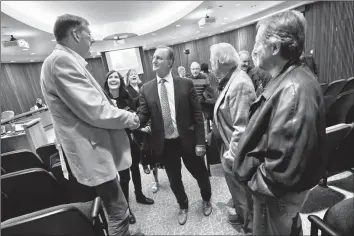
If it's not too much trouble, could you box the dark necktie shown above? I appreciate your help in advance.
[160,79,174,136]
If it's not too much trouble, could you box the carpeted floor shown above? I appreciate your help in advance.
[127,162,354,235]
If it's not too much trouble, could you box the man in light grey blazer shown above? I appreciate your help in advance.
[210,43,256,233]
[40,14,141,236]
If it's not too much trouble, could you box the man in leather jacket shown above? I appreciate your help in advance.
[231,10,326,235]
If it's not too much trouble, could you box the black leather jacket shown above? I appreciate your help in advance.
[232,62,326,197]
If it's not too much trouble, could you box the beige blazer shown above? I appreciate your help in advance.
[40,44,136,187]
[213,66,256,156]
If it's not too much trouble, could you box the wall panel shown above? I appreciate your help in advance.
[0,58,105,114]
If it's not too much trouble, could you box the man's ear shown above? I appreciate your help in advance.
[272,41,281,56]
[71,29,80,43]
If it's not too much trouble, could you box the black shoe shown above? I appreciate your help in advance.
[136,193,154,205]
[178,209,188,225]
[202,201,212,216]
[129,213,136,224]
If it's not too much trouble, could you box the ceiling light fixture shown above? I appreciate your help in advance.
[152,33,156,36]
[11,61,15,62]
[113,36,118,40]
[30,60,34,62]
[236,4,241,6]
[224,17,228,20]
[22,49,28,51]
[176,24,181,27]
[31,52,35,55]
[51,39,56,42]
[222,22,226,25]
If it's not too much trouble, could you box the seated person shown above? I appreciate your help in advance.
[34,98,46,110]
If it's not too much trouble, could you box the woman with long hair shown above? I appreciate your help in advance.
[104,70,154,224]
[125,69,163,193]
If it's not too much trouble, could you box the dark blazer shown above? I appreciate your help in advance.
[138,76,205,156]
[126,84,141,110]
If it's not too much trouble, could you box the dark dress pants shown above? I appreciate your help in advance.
[159,138,211,209]
[118,140,143,201]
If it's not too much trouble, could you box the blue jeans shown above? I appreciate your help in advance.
[252,189,310,235]
[95,176,130,236]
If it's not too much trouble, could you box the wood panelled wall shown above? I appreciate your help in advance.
[142,24,256,80]
[304,1,354,84]
[0,58,106,114]
[1,1,353,115]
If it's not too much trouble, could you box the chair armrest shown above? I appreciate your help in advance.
[308,215,340,236]
[91,197,101,219]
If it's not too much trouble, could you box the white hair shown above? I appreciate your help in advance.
[210,43,240,66]
[190,62,200,68]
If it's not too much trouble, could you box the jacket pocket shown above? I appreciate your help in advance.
[89,128,107,146]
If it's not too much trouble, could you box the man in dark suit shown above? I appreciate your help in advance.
[138,46,212,225]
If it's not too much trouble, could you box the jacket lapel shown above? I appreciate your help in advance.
[214,68,240,121]
[152,78,162,114]
[173,76,180,113]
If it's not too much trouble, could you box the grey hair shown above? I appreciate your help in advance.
[178,66,185,71]
[190,62,200,68]
[210,43,240,66]
[256,10,307,61]
[239,50,250,59]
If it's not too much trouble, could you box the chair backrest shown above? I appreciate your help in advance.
[326,90,354,127]
[324,95,336,113]
[331,123,354,171]
[324,123,352,167]
[1,168,69,219]
[322,198,354,236]
[324,79,347,97]
[1,205,99,236]
[341,77,354,93]
[36,143,58,168]
[346,104,354,123]
[320,83,328,94]
[1,149,47,173]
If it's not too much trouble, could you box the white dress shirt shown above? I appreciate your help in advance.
[156,71,179,139]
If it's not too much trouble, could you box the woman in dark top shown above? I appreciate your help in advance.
[125,69,163,193]
[104,70,154,224]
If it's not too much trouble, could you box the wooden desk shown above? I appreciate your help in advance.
[1,118,49,154]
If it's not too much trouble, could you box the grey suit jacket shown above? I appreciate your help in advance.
[213,66,256,157]
[40,44,136,187]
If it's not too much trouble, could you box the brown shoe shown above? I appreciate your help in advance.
[178,209,188,225]
[202,201,212,216]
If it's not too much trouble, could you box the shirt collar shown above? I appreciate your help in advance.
[55,44,88,68]
[157,71,173,84]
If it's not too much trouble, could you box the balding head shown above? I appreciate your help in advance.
[210,43,240,77]
[190,62,201,77]
[239,50,251,71]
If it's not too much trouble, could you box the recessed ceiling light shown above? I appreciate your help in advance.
[30,60,34,62]
[23,48,28,51]
[11,61,15,62]
[172,37,176,39]
[152,33,156,36]
[51,39,56,42]
[31,52,35,55]
[236,4,241,6]
[222,22,226,25]
[196,37,199,40]
[176,24,180,27]
[224,17,228,20]
[221,30,225,33]
[113,36,118,40]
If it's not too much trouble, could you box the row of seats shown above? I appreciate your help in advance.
[1,147,108,236]
[325,90,354,127]
[320,77,354,97]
